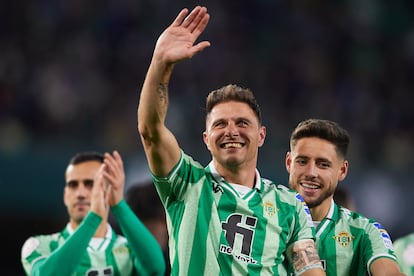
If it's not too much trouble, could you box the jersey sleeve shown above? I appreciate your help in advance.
[21,211,102,276]
[152,150,205,207]
[111,199,166,276]
[292,192,316,242]
[364,221,398,270]
[286,192,322,275]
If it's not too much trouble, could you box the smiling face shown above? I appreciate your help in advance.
[64,160,102,227]
[286,137,348,209]
[203,101,266,171]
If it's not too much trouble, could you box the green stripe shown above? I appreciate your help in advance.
[188,177,213,275]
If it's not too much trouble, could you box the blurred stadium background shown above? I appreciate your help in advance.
[1,0,413,274]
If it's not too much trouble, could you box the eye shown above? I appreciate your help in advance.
[67,180,78,189]
[318,161,330,169]
[237,120,249,127]
[295,158,307,166]
[84,180,94,189]
[212,120,226,129]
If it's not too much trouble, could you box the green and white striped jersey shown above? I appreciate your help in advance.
[315,201,397,275]
[393,232,414,275]
[152,151,316,276]
[21,200,165,276]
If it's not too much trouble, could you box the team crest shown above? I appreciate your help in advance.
[263,202,277,217]
[333,231,354,247]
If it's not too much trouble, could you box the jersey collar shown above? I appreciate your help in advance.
[207,161,262,192]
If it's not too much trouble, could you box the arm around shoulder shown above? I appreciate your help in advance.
[137,6,210,177]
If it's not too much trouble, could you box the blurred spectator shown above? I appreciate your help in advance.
[333,186,357,212]
[393,232,414,275]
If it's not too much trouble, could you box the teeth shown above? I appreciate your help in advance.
[223,143,242,148]
[301,183,318,189]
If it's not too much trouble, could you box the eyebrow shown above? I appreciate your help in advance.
[296,155,332,163]
[210,116,252,125]
[66,179,94,185]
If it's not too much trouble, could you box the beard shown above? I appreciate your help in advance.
[305,186,335,208]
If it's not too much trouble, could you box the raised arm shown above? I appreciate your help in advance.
[137,6,210,177]
[103,151,166,275]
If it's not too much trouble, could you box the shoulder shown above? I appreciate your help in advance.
[261,178,291,193]
[337,206,393,241]
[23,232,61,244]
[173,151,205,175]
[261,179,306,206]
[337,206,377,226]
[21,233,60,259]
[153,150,205,182]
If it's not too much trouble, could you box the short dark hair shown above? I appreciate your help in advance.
[68,151,104,165]
[206,84,262,124]
[290,119,350,158]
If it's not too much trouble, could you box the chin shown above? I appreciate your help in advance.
[224,160,243,168]
[305,197,324,208]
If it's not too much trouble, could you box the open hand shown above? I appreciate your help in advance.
[153,6,211,65]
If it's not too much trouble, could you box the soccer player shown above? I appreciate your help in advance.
[285,118,404,275]
[393,232,414,275]
[137,6,325,275]
[21,150,166,275]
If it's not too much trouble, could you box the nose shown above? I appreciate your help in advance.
[304,162,318,178]
[76,183,89,198]
[225,122,239,137]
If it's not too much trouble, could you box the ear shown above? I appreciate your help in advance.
[258,126,266,147]
[338,160,349,181]
[285,151,292,173]
[202,131,210,150]
[63,188,69,207]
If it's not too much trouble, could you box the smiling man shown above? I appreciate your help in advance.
[286,118,404,275]
[137,6,325,276]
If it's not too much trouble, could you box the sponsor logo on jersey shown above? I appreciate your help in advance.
[221,213,258,264]
[373,222,394,250]
[213,182,224,193]
[263,201,277,217]
[333,231,354,247]
[86,266,113,276]
[219,244,258,264]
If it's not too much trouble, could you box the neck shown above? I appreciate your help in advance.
[310,198,333,222]
[214,160,257,188]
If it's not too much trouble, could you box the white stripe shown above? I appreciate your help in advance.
[315,199,334,238]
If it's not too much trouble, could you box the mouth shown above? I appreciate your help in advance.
[220,142,244,149]
[300,181,320,190]
[75,202,90,209]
